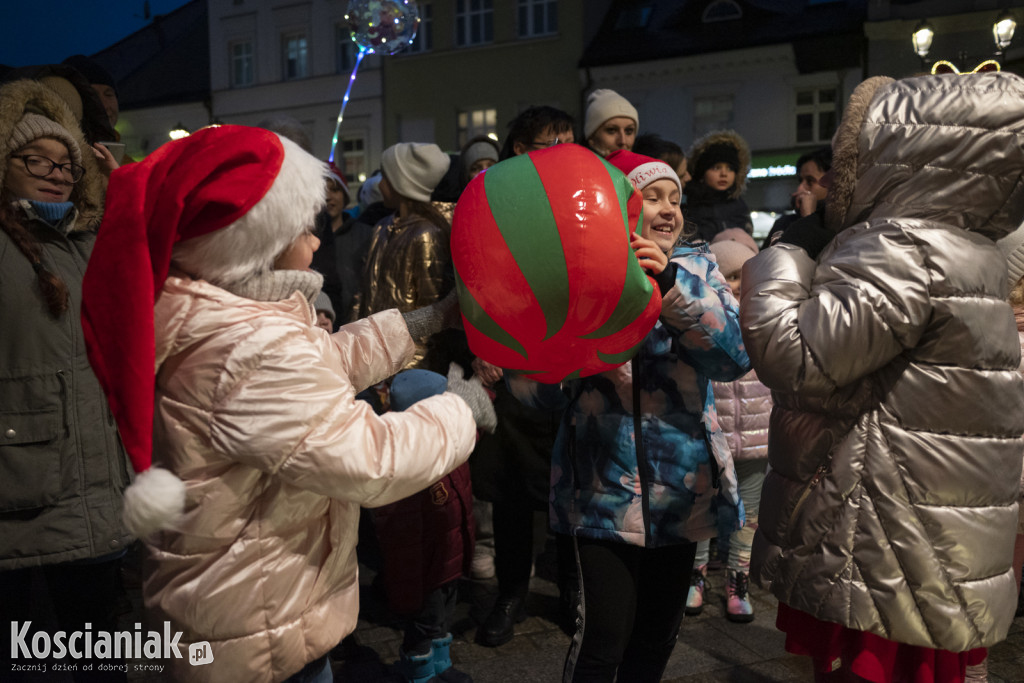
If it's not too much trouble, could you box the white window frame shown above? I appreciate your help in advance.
[406,1,433,53]
[282,32,309,81]
[455,0,494,47]
[230,40,254,87]
[794,86,838,144]
[457,108,497,147]
[518,0,557,39]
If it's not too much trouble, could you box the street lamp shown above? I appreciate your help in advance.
[911,11,1017,71]
[169,123,190,140]
[994,10,1017,57]
[912,20,934,65]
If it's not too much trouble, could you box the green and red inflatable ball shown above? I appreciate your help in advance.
[451,143,662,383]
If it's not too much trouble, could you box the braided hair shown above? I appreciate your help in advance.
[0,194,70,316]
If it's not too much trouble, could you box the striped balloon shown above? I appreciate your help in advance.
[452,144,662,383]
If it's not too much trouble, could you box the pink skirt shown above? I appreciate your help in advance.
[777,602,986,683]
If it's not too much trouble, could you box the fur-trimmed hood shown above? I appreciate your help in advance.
[825,73,1024,241]
[687,129,751,200]
[0,79,104,232]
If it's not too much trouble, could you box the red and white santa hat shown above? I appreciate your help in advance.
[81,125,327,537]
[325,159,350,202]
[606,149,682,195]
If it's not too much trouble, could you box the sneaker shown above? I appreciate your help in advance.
[726,570,754,623]
[470,551,495,580]
[685,566,706,616]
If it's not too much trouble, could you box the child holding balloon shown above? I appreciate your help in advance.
[463,146,750,682]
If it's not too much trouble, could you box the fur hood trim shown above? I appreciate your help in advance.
[0,79,104,232]
[687,129,751,199]
[824,76,893,234]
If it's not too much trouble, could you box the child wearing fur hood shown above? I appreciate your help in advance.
[683,129,754,243]
[80,125,495,683]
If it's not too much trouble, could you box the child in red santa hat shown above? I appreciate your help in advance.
[81,124,495,683]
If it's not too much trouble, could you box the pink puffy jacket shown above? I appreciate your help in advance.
[711,369,771,462]
[145,275,476,683]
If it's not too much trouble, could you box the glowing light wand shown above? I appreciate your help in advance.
[328,0,420,164]
[328,48,367,165]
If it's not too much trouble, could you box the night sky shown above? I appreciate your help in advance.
[1,0,194,68]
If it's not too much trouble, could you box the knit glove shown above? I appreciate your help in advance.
[446,362,497,433]
[777,211,833,260]
[401,289,460,340]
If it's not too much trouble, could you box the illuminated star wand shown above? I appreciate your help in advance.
[328,0,421,165]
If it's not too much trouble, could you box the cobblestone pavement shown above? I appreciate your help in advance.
[112,527,1024,682]
[333,532,1024,683]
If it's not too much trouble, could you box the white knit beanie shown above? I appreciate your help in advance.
[381,142,451,203]
[8,112,83,168]
[584,89,639,140]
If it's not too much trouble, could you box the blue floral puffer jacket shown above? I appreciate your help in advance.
[509,243,750,548]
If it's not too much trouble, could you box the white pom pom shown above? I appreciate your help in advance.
[123,467,186,537]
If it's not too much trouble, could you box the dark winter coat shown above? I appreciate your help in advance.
[0,79,131,570]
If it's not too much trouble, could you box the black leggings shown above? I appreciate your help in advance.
[563,537,696,683]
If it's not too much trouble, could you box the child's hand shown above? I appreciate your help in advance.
[631,232,668,275]
[471,357,503,387]
[91,143,120,177]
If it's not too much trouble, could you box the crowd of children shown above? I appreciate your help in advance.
[1,59,1023,683]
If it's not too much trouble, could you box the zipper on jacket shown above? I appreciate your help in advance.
[786,460,831,531]
[630,355,653,547]
[56,370,71,439]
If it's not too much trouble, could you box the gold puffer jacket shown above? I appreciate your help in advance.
[742,73,1024,652]
[355,212,451,370]
[145,275,476,683]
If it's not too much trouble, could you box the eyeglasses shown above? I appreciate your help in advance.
[529,136,561,149]
[10,154,85,183]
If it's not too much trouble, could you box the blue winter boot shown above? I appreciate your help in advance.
[394,647,436,683]
[430,633,472,683]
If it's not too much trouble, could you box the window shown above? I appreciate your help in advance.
[230,40,254,87]
[340,136,366,183]
[282,32,309,80]
[336,24,357,72]
[457,108,497,147]
[693,94,734,138]
[407,2,433,53]
[456,0,493,47]
[518,0,557,38]
[795,87,837,144]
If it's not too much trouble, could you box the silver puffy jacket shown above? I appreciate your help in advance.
[742,73,1024,652]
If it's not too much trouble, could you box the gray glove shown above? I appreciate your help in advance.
[446,362,497,433]
[401,289,460,340]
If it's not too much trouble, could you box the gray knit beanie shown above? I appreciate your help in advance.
[8,112,84,168]
[381,143,450,203]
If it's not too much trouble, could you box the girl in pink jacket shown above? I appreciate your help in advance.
[687,234,771,623]
[80,125,494,683]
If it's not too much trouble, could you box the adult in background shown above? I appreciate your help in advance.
[583,89,638,157]
[763,145,832,247]
[473,105,580,647]
[742,72,1024,683]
